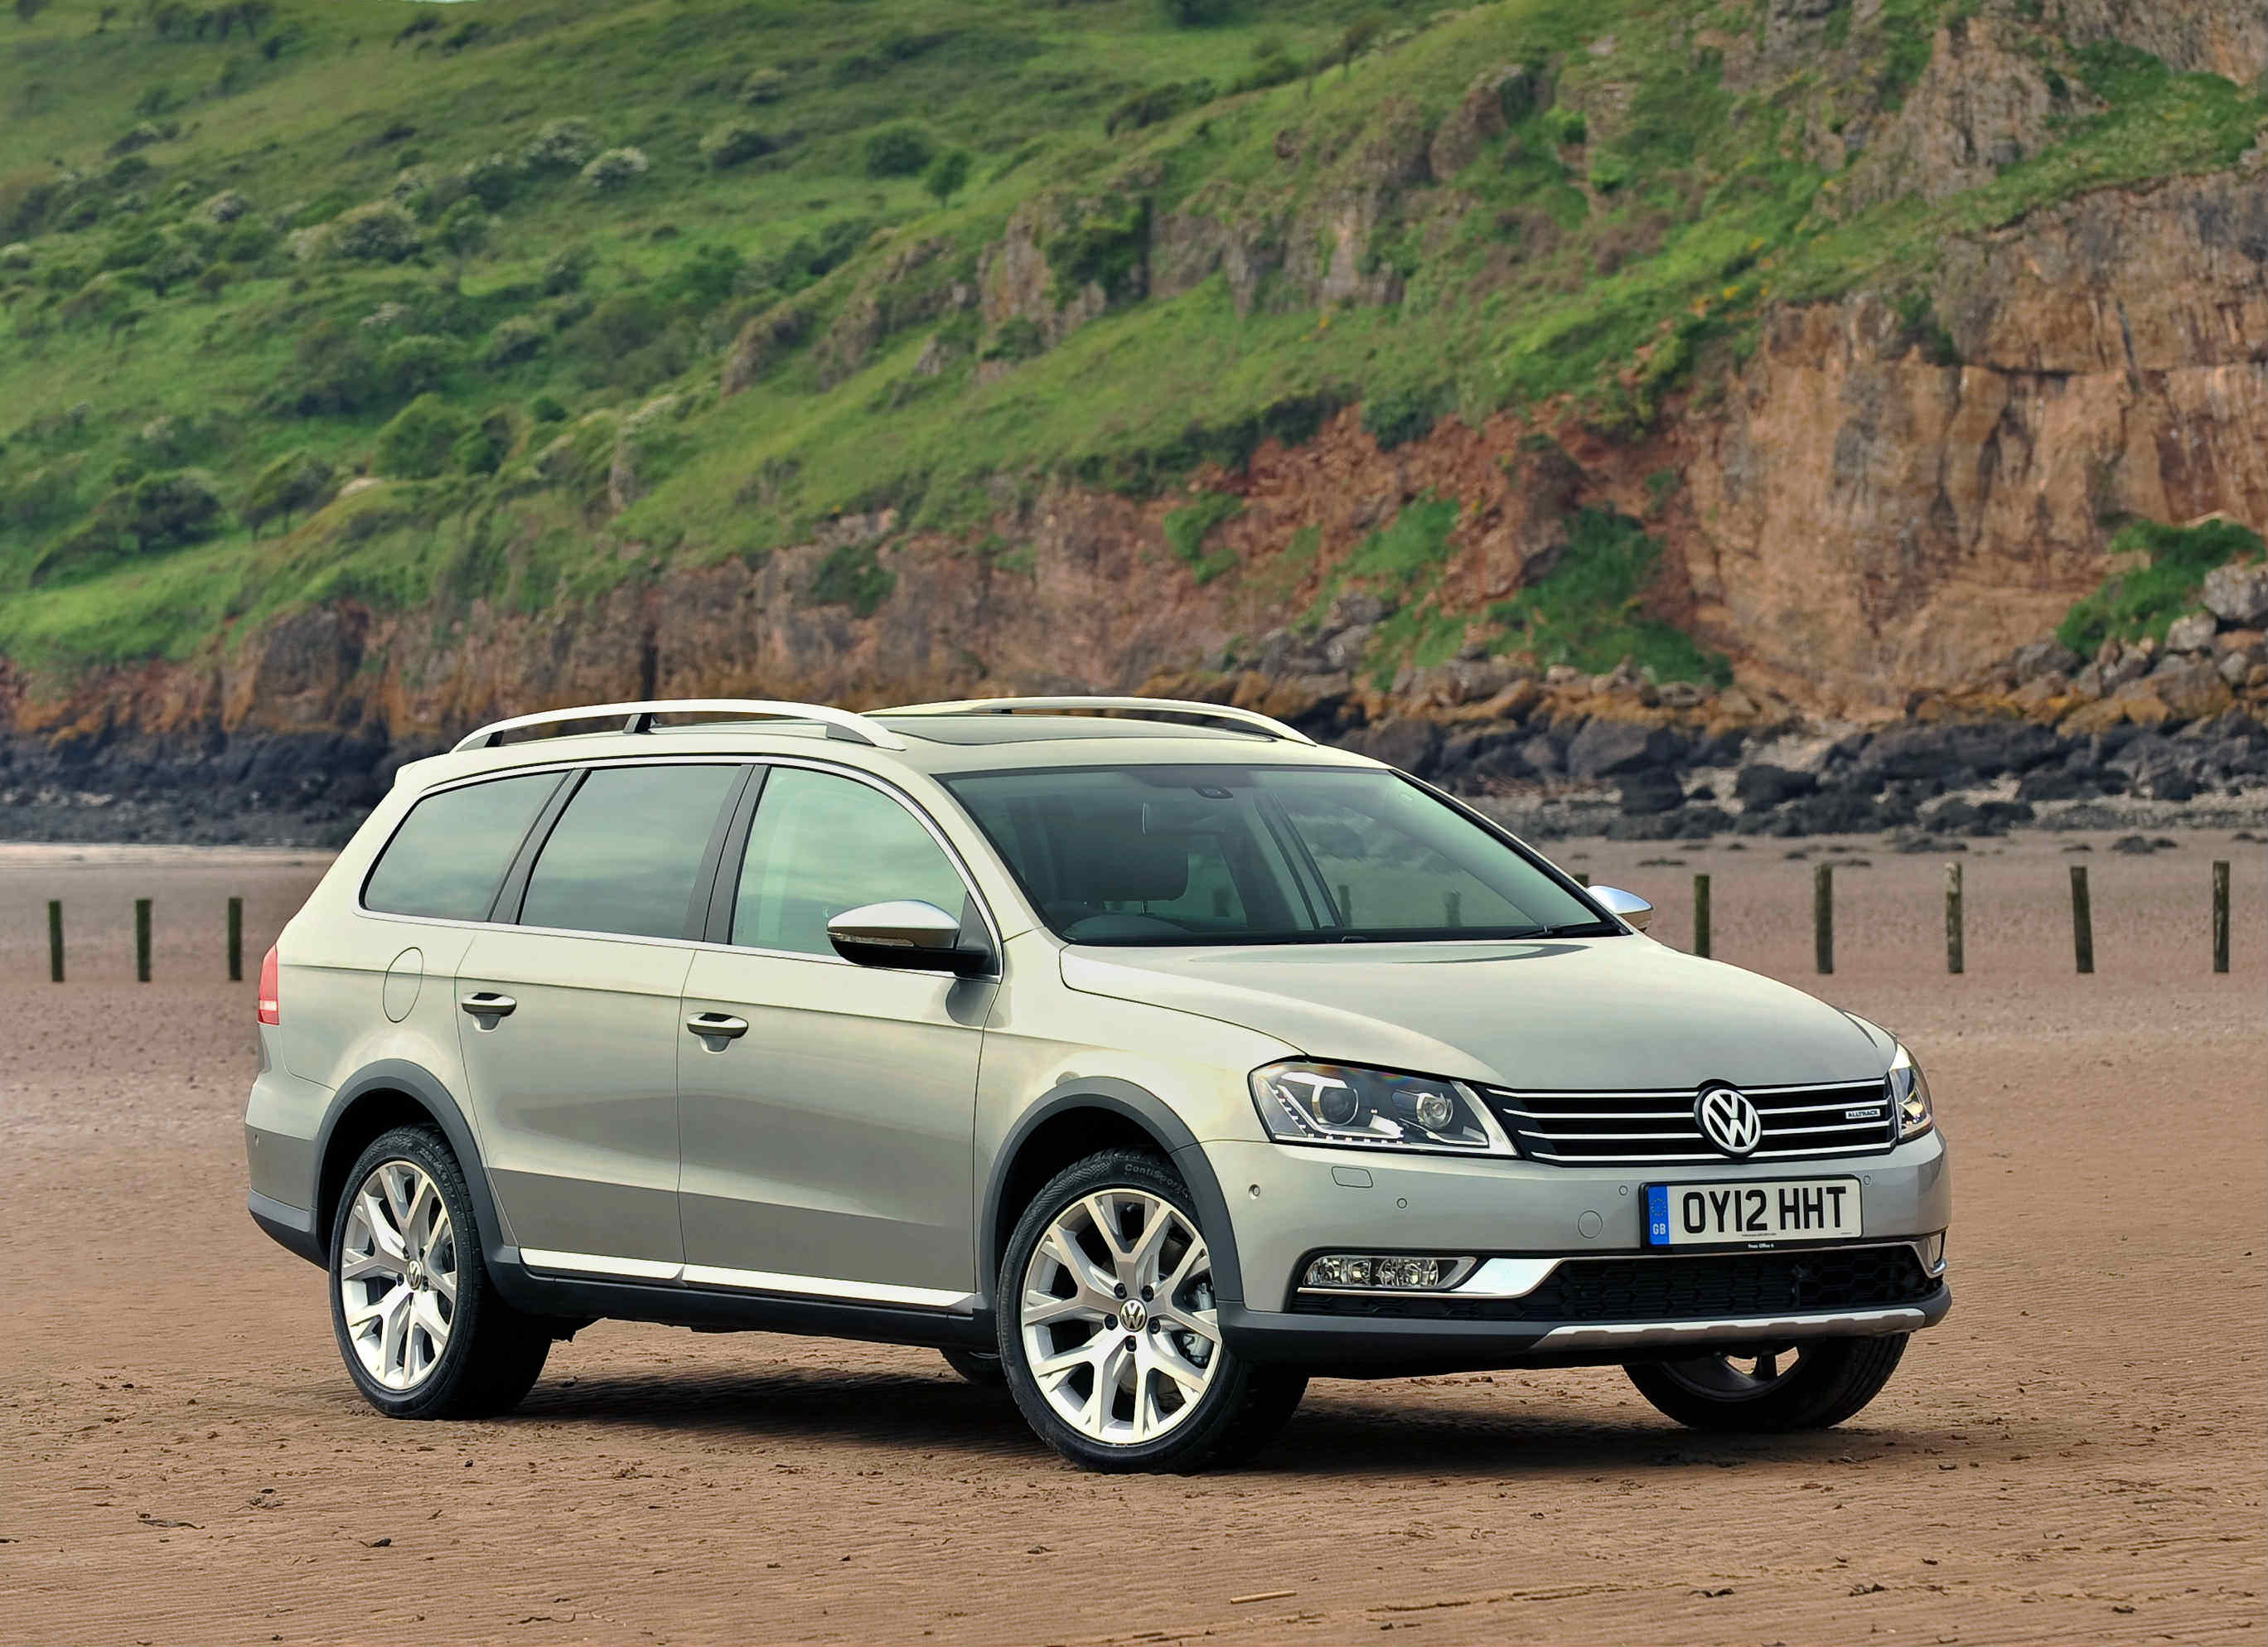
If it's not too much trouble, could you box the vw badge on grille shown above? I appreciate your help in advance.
[1695,1084,1762,1158]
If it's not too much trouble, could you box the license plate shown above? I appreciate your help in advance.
[1644,1178,1862,1247]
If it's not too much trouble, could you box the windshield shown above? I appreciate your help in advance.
[943,765,1613,946]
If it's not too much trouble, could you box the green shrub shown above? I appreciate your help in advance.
[700,119,775,169]
[483,314,547,366]
[524,119,601,174]
[2055,517,2265,656]
[452,411,513,476]
[1487,508,1730,685]
[580,147,650,190]
[0,168,62,239]
[540,243,593,295]
[529,393,568,424]
[808,540,894,616]
[1163,491,1243,583]
[1158,0,1231,27]
[325,200,421,262]
[1105,80,1215,136]
[922,148,970,206]
[1361,385,1443,451]
[380,332,461,396]
[118,468,225,546]
[459,151,519,210]
[1545,106,1588,147]
[654,241,743,308]
[863,124,934,178]
[376,394,471,479]
[240,449,334,535]
[739,65,789,105]
[0,240,31,270]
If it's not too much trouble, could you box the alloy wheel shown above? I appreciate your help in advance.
[337,1160,458,1393]
[1018,1189,1220,1446]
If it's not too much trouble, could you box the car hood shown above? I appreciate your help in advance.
[1060,937,1888,1091]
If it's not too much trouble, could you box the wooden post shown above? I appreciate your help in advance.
[1574,871,1590,888]
[1336,882,1352,925]
[1692,873,1711,958]
[1945,861,1964,976]
[1443,889,1462,928]
[2212,860,2230,975]
[2069,865,2094,976]
[48,899,64,984]
[1813,863,1833,976]
[227,896,244,983]
[135,898,152,984]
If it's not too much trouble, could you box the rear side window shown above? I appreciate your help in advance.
[520,763,740,940]
[731,767,967,955]
[363,773,559,922]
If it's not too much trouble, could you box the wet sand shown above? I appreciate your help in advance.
[1,833,2261,1645]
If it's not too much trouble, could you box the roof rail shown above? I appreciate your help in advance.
[452,699,907,753]
[880,695,1317,746]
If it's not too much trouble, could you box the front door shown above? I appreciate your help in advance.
[678,764,991,1306]
[457,760,746,1273]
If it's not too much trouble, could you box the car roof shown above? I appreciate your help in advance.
[393,710,1378,793]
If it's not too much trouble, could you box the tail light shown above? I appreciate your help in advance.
[257,944,281,1025]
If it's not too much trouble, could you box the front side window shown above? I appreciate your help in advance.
[362,772,560,922]
[519,763,741,939]
[945,765,1608,946]
[731,767,968,955]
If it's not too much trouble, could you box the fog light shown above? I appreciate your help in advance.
[1303,1254,1465,1290]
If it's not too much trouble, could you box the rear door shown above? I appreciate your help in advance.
[677,763,993,1305]
[457,760,749,1275]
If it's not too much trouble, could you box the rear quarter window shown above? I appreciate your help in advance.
[361,772,561,922]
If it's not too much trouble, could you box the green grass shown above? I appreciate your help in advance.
[1487,507,1732,685]
[2055,518,2265,656]
[0,0,2261,681]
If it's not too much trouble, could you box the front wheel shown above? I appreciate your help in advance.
[998,1150,1304,1473]
[327,1126,552,1420]
[1624,1334,1908,1432]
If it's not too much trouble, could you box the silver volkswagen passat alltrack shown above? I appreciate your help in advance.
[244,696,1950,1471]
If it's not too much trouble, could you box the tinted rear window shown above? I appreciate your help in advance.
[519,763,740,939]
[363,773,560,922]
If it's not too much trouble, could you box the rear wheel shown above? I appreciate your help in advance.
[1624,1334,1908,1432]
[327,1126,552,1420]
[997,1150,1304,1473]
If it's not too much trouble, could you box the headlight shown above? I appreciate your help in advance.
[1889,1042,1934,1141]
[1249,1062,1511,1155]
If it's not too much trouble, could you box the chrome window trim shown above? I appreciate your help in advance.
[355,753,1005,972]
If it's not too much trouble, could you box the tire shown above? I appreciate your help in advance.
[996,1149,1305,1473]
[941,1347,1007,1388]
[1623,1333,1908,1432]
[326,1126,552,1420]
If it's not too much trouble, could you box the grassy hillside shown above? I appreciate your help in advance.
[1,0,2261,685]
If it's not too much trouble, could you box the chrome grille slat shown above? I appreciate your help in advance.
[1487,1078,1897,1167]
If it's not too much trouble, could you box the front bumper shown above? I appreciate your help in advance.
[1225,1281,1951,1373]
[1206,1130,1951,1371]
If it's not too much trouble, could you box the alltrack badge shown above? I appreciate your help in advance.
[1695,1084,1763,1158]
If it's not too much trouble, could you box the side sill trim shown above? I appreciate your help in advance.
[518,1248,975,1312]
[1536,1304,1929,1351]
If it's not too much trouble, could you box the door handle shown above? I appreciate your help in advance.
[684,1011,749,1041]
[460,991,517,1023]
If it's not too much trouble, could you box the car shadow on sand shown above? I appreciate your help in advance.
[506,1363,2022,1479]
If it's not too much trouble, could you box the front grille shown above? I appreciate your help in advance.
[1486,1079,1896,1165]
[1292,1244,1937,1322]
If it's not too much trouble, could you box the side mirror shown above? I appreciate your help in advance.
[1589,884,1654,932]
[826,899,993,976]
